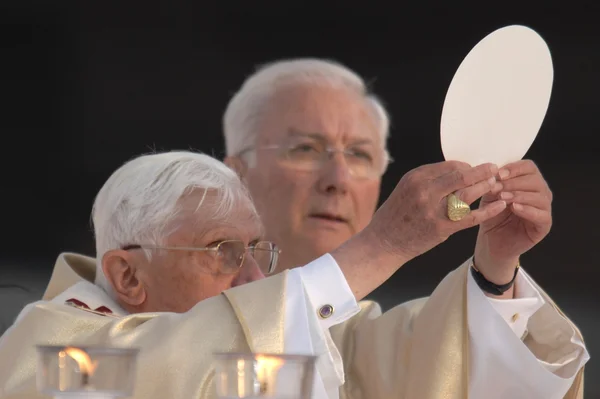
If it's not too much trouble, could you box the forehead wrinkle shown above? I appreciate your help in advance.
[184,196,265,244]
[163,189,213,243]
[164,215,212,247]
[270,85,380,145]
[197,218,264,245]
[286,128,376,148]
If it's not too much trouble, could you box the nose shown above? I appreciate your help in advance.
[317,152,351,195]
[231,254,265,287]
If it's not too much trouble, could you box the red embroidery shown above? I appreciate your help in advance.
[94,306,113,314]
[65,298,113,315]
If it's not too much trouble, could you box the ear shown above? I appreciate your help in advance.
[224,156,248,180]
[101,250,146,307]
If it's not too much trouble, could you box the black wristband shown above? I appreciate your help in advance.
[470,259,519,295]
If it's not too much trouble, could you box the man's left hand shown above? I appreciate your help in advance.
[473,160,553,285]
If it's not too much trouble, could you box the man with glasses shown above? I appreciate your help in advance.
[223,58,588,398]
[0,150,515,398]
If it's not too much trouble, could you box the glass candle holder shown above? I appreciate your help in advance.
[214,352,316,399]
[36,345,139,399]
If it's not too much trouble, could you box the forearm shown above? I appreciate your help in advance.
[473,259,516,300]
[473,236,519,300]
[330,228,411,300]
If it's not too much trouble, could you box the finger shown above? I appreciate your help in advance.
[497,159,539,181]
[453,200,507,229]
[499,191,551,211]
[417,160,472,179]
[498,175,552,199]
[454,181,503,205]
[511,202,552,225]
[479,183,506,204]
[437,163,499,195]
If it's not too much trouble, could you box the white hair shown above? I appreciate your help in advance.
[223,58,391,166]
[92,151,254,294]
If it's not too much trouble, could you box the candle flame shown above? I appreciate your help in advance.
[61,347,98,376]
[255,355,285,395]
[255,355,284,371]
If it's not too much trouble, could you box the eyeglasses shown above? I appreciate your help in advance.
[122,240,280,275]
[239,142,392,179]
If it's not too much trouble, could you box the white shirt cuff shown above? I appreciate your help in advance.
[295,253,360,330]
[467,262,589,398]
[478,268,545,339]
[284,254,360,399]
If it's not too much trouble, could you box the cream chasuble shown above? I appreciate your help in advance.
[0,252,586,399]
[0,253,287,399]
[330,264,585,399]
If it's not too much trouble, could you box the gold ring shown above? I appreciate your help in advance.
[447,193,471,221]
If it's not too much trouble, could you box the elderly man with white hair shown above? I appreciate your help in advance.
[223,58,588,398]
[0,150,527,398]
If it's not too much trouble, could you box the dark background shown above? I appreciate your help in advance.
[1,1,599,395]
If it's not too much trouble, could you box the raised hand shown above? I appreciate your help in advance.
[369,161,506,260]
[474,160,553,284]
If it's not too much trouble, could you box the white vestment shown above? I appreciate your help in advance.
[0,253,589,398]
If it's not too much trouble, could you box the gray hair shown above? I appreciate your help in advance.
[223,58,391,164]
[92,151,254,294]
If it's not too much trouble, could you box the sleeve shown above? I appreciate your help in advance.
[292,253,360,329]
[327,259,588,399]
[482,268,545,339]
[467,265,590,399]
[284,254,361,399]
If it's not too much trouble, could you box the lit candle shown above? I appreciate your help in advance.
[58,351,67,391]
[237,359,246,397]
[60,347,98,387]
[255,355,284,396]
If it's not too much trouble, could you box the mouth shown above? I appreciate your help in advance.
[309,213,348,224]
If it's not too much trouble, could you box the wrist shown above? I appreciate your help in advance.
[473,238,520,284]
[357,222,414,261]
[472,255,520,285]
[470,261,518,299]
[359,226,414,266]
[331,228,411,300]
[332,226,413,273]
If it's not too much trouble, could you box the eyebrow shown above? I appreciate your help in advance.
[287,128,375,147]
[203,227,263,243]
[287,129,325,141]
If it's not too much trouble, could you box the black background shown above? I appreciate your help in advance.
[1,1,599,395]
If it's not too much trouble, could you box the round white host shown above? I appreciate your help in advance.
[441,25,554,167]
